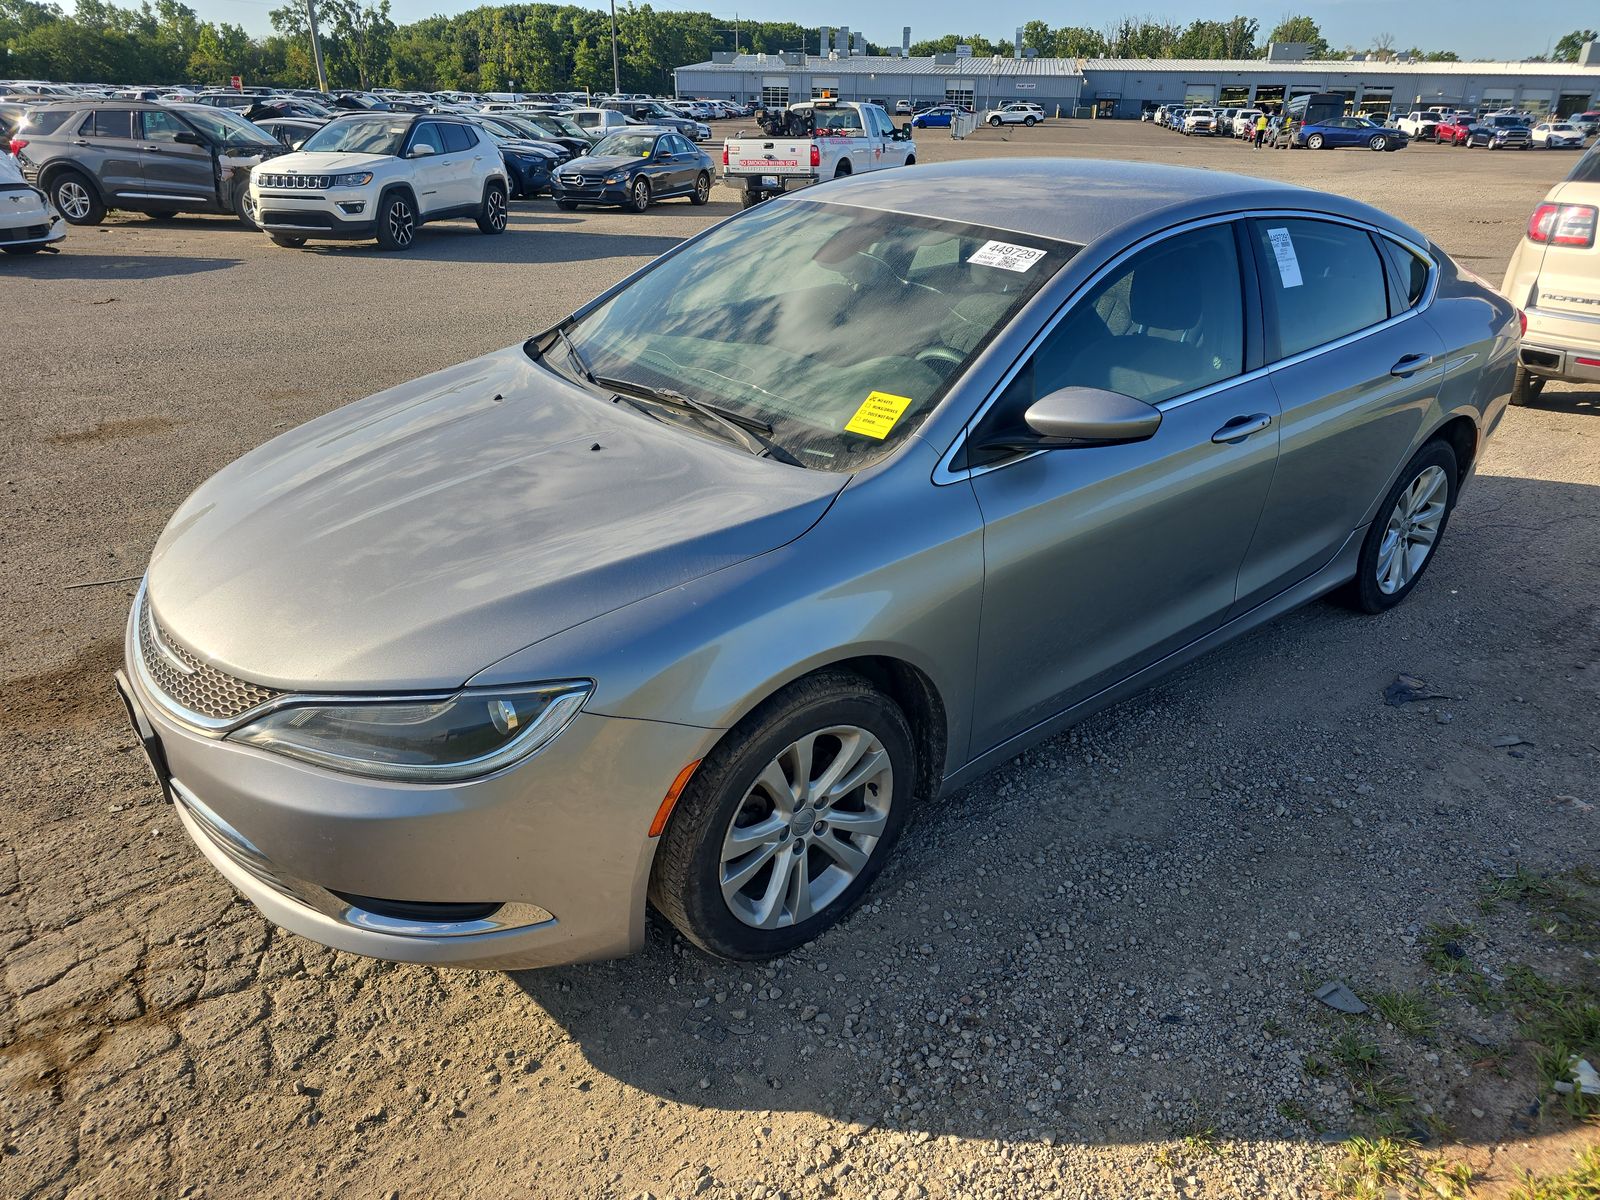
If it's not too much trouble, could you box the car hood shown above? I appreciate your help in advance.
[257,150,392,173]
[146,346,847,692]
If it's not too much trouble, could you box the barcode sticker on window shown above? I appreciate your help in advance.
[968,240,1047,272]
[1266,227,1303,288]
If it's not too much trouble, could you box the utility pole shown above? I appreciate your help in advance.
[305,0,329,93]
[609,0,621,95]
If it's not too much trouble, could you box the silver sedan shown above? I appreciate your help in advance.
[119,160,1519,968]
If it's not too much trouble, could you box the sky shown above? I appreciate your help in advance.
[202,0,1596,64]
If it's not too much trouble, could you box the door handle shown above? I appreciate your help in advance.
[1389,353,1435,377]
[72,138,89,146]
[1211,413,1274,444]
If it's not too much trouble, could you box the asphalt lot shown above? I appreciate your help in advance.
[2,119,1598,1199]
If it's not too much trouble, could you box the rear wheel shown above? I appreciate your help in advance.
[649,670,916,960]
[689,171,711,205]
[739,190,763,209]
[475,180,507,233]
[375,191,416,250]
[50,171,103,225]
[1306,133,1325,149]
[1339,440,1458,614]
[1024,116,1037,126]
[1509,364,1547,407]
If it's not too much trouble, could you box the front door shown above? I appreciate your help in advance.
[403,121,453,213]
[137,109,216,206]
[967,222,1281,754]
[1233,218,1447,610]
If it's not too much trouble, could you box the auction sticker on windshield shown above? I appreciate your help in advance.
[968,240,1047,272]
[1266,227,1303,288]
[844,391,914,439]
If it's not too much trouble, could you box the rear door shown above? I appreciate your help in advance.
[137,109,215,207]
[1232,217,1447,612]
[74,109,143,201]
[438,121,481,206]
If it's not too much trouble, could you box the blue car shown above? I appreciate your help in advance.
[1294,116,1408,152]
[911,106,957,128]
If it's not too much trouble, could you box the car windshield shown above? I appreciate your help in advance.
[592,133,658,156]
[181,106,278,148]
[301,116,411,155]
[546,200,1078,471]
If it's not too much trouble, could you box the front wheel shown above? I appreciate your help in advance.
[555,200,578,211]
[233,184,258,230]
[1369,134,1388,151]
[649,670,916,960]
[1338,441,1458,614]
[1306,133,1325,150]
[626,176,650,213]
[476,180,507,233]
[689,171,711,205]
[989,116,1002,127]
[375,191,416,250]
[1,244,43,255]
[268,234,306,248]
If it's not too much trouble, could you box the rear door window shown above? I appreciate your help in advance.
[1248,219,1391,359]
[440,122,474,153]
[86,110,133,139]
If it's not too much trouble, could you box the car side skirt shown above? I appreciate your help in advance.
[940,524,1366,795]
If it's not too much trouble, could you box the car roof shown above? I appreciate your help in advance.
[806,158,1427,250]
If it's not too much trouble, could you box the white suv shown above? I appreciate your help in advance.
[250,113,510,250]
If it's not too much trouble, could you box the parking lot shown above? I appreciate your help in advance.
[3,118,1599,1199]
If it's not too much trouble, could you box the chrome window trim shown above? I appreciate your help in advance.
[932,209,1438,486]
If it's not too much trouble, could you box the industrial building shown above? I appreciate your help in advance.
[674,35,1600,120]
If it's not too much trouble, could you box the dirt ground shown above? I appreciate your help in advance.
[2,120,1598,1200]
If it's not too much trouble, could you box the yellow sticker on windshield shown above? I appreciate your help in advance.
[844,391,914,440]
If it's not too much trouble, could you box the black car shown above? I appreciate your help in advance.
[481,113,592,157]
[245,98,333,121]
[253,116,327,150]
[1467,122,1532,149]
[600,99,706,141]
[550,127,713,212]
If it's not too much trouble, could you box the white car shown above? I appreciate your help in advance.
[1183,108,1218,135]
[985,104,1041,127]
[1232,108,1264,138]
[1532,122,1587,149]
[251,112,509,251]
[0,150,65,255]
[567,107,637,136]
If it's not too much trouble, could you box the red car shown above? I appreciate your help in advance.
[1434,115,1476,145]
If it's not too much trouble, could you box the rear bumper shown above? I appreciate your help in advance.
[723,173,817,192]
[1522,306,1600,383]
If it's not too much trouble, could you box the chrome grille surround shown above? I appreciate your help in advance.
[137,591,282,724]
[257,173,334,190]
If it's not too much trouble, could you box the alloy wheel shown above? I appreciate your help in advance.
[1376,465,1448,594]
[388,198,414,246]
[718,725,893,929]
[631,178,649,212]
[695,174,710,202]
[487,187,507,230]
[57,180,91,221]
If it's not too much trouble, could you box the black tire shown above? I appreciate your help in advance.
[1369,134,1387,151]
[1338,440,1458,614]
[833,162,851,179]
[233,184,258,230]
[1,244,44,255]
[148,210,178,221]
[989,116,1002,127]
[626,175,650,213]
[1024,116,1037,126]
[476,180,508,233]
[689,171,711,205]
[49,170,104,226]
[556,200,579,211]
[1509,364,1547,407]
[268,234,306,248]
[649,669,917,960]
[375,190,417,250]
[904,155,916,165]
[739,190,763,209]
[1307,133,1325,149]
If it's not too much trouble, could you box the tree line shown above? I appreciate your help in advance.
[2,1,1595,92]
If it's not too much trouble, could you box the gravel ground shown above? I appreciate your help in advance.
[2,120,1598,1200]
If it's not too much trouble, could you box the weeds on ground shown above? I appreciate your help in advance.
[1504,1144,1600,1200]
[1326,1136,1475,1200]
[1421,921,1475,976]
[1480,867,1600,945]
[1369,989,1440,1039]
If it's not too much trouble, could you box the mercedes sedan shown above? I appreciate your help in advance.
[119,160,1518,970]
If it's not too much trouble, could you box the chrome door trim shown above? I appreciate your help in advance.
[933,209,1439,487]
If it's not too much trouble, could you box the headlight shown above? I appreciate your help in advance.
[228,682,592,782]
[602,173,625,184]
[333,171,374,186]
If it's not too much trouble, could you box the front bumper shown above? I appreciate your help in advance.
[253,188,379,240]
[121,603,718,969]
[550,178,631,204]
[0,188,65,247]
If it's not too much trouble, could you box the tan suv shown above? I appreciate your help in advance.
[1501,144,1600,404]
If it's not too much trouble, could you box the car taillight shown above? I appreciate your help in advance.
[1528,202,1598,248]
[810,144,820,168]
[8,138,25,157]
[1519,309,1527,337]
[721,144,728,166]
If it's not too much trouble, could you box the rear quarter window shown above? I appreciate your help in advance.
[21,109,74,135]
[1567,145,1600,185]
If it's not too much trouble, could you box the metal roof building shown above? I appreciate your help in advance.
[674,42,1600,120]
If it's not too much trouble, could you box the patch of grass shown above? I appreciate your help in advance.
[1304,1054,1331,1080]
[1369,989,1440,1039]
[1261,1016,1285,1038]
[1329,1031,1385,1078]
[1177,1120,1223,1158]
[1480,867,1600,945]
[1328,1137,1476,1200]
[1421,921,1474,975]
[1277,1099,1322,1131]
[1419,1155,1476,1199]
[1458,967,1503,1013]
[1505,1144,1600,1200]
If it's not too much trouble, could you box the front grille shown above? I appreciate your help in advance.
[261,210,334,228]
[0,224,46,243]
[257,173,333,190]
[138,598,281,721]
[560,174,587,185]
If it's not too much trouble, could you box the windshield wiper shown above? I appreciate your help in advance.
[551,324,597,385]
[594,374,803,467]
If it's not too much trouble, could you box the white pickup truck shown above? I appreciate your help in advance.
[721,99,915,208]
[1396,111,1442,140]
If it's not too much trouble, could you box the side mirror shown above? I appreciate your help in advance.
[981,387,1162,453]
[173,130,205,146]
[410,143,437,157]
